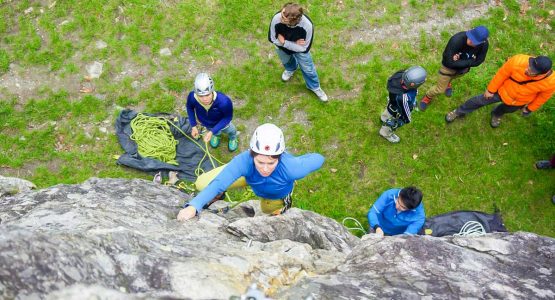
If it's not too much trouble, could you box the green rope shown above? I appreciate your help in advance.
[130,113,179,165]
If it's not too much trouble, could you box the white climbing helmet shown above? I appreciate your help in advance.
[249,123,286,156]
[194,73,214,96]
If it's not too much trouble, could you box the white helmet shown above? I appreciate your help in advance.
[249,123,285,155]
[194,73,214,96]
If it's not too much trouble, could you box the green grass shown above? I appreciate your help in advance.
[0,0,553,237]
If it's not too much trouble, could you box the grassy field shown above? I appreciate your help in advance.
[1,0,554,236]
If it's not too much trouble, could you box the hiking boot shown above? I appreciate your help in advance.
[228,138,238,152]
[419,95,432,111]
[281,70,295,81]
[445,83,453,97]
[535,160,553,169]
[379,126,400,143]
[311,87,329,102]
[490,114,502,128]
[445,109,460,123]
[209,135,221,148]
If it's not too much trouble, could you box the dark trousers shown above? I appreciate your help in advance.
[455,93,523,117]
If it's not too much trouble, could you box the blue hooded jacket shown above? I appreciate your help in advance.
[367,188,425,235]
[187,150,325,212]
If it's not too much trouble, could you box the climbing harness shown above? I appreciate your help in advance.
[454,221,486,237]
[342,217,367,235]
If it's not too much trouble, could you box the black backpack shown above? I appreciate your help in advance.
[421,210,507,237]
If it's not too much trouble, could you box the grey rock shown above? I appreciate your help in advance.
[0,175,36,197]
[277,233,555,300]
[227,208,359,253]
[95,40,108,49]
[159,48,172,56]
[0,178,553,300]
[86,61,103,79]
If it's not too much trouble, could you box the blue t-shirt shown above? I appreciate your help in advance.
[367,188,425,235]
[187,150,325,212]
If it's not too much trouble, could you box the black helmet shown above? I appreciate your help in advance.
[402,66,427,89]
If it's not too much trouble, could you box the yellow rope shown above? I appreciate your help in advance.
[130,114,179,165]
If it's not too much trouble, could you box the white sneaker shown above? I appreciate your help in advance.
[281,70,295,81]
[312,87,329,102]
[379,126,400,143]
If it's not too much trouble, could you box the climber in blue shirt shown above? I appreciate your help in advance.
[367,187,426,236]
[177,123,325,221]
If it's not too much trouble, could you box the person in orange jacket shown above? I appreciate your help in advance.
[445,55,554,127]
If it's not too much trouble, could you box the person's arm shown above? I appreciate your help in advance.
[404,206,426,235]
[185,93,198,128]
[210,95,233,134]
[469,42,488,67]
[442,33,472,69]
[285,153,325,180]
[367,190,390,232]
[186,152,249,212]
[268,13,283,47]
[486,56,515,94]
[526,88,555,112]
[397,93,412,124]
[282,18,312,52]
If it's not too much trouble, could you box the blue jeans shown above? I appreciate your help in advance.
[213,122,237,140]
[275,48,321,90]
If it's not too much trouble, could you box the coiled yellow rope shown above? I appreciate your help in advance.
[130,113,179,165]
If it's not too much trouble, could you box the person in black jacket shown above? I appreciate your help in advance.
[380,66,427,143]
[419,26,489,111]
[268,3,328,102]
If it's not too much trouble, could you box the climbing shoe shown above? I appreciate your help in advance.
[228,138,238,152]
[490,114,502,128]
[445,110,460,123]
[419,95,432,111]
[445,83,453,97]
[209,135,221,148]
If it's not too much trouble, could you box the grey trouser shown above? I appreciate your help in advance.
[456,93,523,117]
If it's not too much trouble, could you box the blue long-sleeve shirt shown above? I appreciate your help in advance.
[187,150,325,212]
[186,91,233,134]
[367,188,425,235]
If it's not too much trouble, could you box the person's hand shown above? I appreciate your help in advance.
[453,53,460,61]
[296,39,306,45]
[191,126,199,139]
[375,227,384,237]
[484,90,494,99]
[203,131,213,144]
[278,34,285,45]
[177,206,197,221]
[521,107,532,117]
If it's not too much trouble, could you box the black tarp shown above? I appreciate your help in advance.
[421,210,507,237]
[115,109,218,182]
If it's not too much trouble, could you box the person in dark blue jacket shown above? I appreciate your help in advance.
[367,187,426,236]
[379,66,427,143]
[186,73,238,152]
[177,123,325,221]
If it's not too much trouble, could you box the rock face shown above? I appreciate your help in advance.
[0,175,36,197]
[0,178,553,299]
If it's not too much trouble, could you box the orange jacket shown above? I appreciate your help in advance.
[487,54,555,111]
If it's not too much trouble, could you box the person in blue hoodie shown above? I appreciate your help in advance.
[177,123,325,221]
[186,72,238,152]
[367,187,426,236]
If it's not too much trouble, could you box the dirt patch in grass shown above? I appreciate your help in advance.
[344,2,495,46]
[0,158,64,178]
